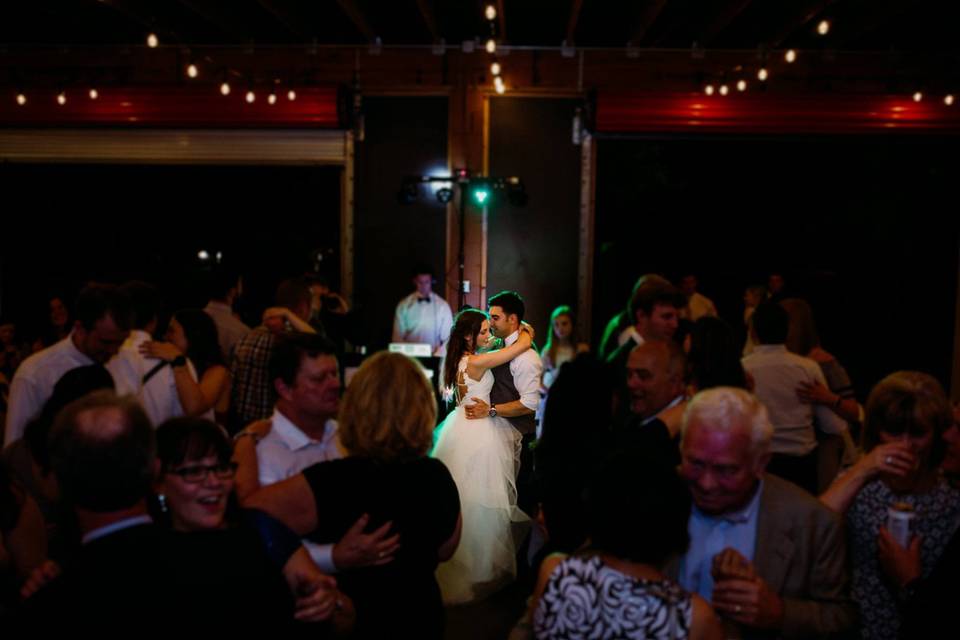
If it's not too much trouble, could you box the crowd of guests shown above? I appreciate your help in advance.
[0,269,958,640]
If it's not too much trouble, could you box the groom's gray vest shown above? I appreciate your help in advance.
[490,362,536,435]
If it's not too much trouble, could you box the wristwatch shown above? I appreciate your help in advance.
[489,405,498,418]
[170,355,188,368]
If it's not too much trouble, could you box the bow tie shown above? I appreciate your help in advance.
[417,297,430,303]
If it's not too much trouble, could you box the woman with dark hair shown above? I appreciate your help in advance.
[153,416,350,629]
[533,452,721,640]
[246,352,462,638]
[432,308,534,604]
[686,316,749,393]
[140,309,230,423]
[819,371,960,640]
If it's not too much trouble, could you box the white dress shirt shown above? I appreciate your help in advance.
[5,334,95,447]
[504,330,543,413]
[107,330,190,428]
[203,300,251,365]
[256,407,342,571]
[742,345,848,456]
[392,291,454,356]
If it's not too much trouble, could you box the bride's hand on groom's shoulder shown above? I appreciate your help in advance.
[519,321,536,341]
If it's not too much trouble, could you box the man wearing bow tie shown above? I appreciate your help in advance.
[391,265,453,356]
[667,387,856,639]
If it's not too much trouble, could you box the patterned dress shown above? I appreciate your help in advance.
[534,555,692,640]
[847,478,960,639]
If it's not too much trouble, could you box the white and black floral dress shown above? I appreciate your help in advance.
[534,555,692,640]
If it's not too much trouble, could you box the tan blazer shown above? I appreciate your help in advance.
[667,474,858,639]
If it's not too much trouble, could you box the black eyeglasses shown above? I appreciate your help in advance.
[168,462,238,484]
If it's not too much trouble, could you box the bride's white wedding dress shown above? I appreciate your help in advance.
[431,355,530,604]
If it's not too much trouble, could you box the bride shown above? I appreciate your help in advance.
[432,308,533,605]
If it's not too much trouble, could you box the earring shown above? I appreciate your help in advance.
[157,493,168,513]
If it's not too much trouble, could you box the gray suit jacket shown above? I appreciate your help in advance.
[668,474,857,639]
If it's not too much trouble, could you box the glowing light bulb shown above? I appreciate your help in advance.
[757,68,769,81]
[245,90,255,104]
[719,84,729,96]
[945,94,955,106]
[736,79,747,92]
[15,93,26,106]
[198,250,210,261]
[485,5,497,21]
[785,49,797,63]
[494,76,505,94]
[485,39,496,54]
[146,33,159,48]
[495,82,505,95]
[89,88,99,100]
[56,92,66,106]
[186,64,198,79]
[490,62,501,76]
[704,84,715,96]
[913,92,923,103]
[287,90,297,101]
[220,82,231,96]
[268,93,277,105]
[817,20,830,36]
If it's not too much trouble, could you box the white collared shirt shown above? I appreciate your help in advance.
[392,291,454,356]
[256,408,342,571]
[256,408,341,487]
[504,330,543,413]
[5,333,97,447]
[107,330,193,428]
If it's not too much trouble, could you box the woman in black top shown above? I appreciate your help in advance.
[247,351,462,639]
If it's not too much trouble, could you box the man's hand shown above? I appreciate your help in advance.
[331,513,401,569]
[20,560,61,600]
[712,562,784,630]
[711,548,755,583]
[464,397,490,420]
[796,380,837,406]
[293,573,340,623]
[878,526,922,588]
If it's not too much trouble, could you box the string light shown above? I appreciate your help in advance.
[736,79,747,92]
[56,92,66,105]
[485,39,496,54]
[785,49,797,63]
[484,5,497,21]
[220,82,231,96]
[913,92,923,102]
[719,84,729,96]
[287,90,297,101]
[494,76,505,94]
[946,94,955,106]
[490,61,501,76]
[268,93,277,105]
[245,90,256,104]
[757,68,769,81]
[704,84,715,96]
[146,33,159,48]
[817,20,830,36]
[88,88,99,100]
[186,64,198,79]
[15,93,26,106]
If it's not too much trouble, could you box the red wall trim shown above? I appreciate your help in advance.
[596,91,960,135]
[0,86,343,128]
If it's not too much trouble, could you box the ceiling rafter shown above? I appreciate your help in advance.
[415,0,439,42]
[565,0,585,45]
[699,0,754,46]
[255,0,310,40]
[628,0,668,47]
[334,0,376,42]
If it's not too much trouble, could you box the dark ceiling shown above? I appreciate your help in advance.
[1,0,956,53]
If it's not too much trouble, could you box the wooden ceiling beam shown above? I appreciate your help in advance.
[565,0,585,45]
[334,0,376,42]
[255,0,311,40]
[699,0,754,45]
[415,0,439,41]
[629,0,668,46]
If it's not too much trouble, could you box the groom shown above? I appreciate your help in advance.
[464,290,542,516]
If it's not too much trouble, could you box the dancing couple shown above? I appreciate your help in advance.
[431,290,542,605]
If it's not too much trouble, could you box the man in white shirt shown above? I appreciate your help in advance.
[202,269,250,366]
[4,283,131,447]
[391,265,453,356]
[741,302,848,494]
[107,281,190,428]
[234,332,395,573]
[679,274,718,321]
